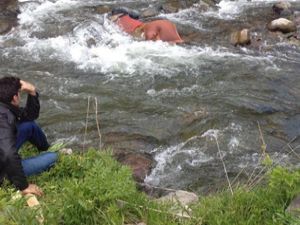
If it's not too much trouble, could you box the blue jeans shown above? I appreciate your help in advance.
[16,121,58,176]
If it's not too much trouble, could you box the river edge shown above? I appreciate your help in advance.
[1,148,300,224]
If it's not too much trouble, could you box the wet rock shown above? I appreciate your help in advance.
[94,5,111,14]
[230,29,251,46]
[161,3,179,14]
[0,0,19,35]
[0,19,11,34]
[0,0,17,11]
[86,38,96,47]
[195,1,210,12]
[103,132,159,152]
[157,190,199,206]
[286,194,300,217]
[201,0,218,7]
[103,132,158,182]
[141,7,159,18]
[113,150,154,182]
[272,1,292,17]
[267,18,297,33]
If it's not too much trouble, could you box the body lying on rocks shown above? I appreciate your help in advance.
[109,7,184,44]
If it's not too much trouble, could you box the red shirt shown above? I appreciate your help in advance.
[117,15,144,34]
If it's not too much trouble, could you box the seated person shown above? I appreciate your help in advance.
[0,76,58,196]
[110,7,183,44]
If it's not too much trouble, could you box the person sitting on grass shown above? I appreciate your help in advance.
[0,76,58,196]
[109,7,184,44]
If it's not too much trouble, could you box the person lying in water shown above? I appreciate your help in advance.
[109,7,184,44]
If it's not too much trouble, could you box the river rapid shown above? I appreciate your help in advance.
[0,0,299,193]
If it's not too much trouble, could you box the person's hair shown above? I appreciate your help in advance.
[0,76,21,104]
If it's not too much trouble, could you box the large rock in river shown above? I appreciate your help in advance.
[103,132,158,182]
[113,150,154,183]
[0,0,19,35]
[267,18,297,33]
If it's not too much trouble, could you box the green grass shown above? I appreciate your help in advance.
[1,148,300,225]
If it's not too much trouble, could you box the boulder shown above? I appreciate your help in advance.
[113,150,154,183]
[0,19,11,34]
[286,195,300,217]
[230,29,251,46]
[0,0,19,35]
[267,18,297,33]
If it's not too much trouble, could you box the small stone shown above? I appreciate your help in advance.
[157,190,199,206]
[59,148,73,155]
[230,29,251,46]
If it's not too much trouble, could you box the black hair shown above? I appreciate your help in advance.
[111,7,140,19]
[0,76,21,104]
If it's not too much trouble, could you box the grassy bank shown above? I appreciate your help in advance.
[1,148,300,225]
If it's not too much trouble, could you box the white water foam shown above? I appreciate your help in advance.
[205,0,298,19]
[145,143,214,186]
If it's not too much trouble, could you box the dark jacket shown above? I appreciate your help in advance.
[0,94,40,190]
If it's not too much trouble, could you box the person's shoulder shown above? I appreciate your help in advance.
[0,103,16,124]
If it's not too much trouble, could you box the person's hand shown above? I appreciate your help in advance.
[20,80,36,96]
[21,184,43,196]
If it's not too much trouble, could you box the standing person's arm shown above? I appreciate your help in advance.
[19,81,40,122]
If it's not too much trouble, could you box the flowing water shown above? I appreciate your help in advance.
[1,0,300,192]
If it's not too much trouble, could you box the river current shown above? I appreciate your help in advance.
[0,0,299,192]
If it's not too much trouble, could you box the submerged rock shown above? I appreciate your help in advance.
[267,18,297,33]
[103,132,158,182]
[113,150,154,183]
[0,19,11,34]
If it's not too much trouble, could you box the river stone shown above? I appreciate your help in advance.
[196,1,210,12]
[286,195,300,217]
[94,5,111,14]
[157,190,199,206]
[0,19,11,34]
[272,1,292,17]
[230,29,251,46]
[141,7,159,18]
[113,150,154,183]
[267,18,297,33]
[161,3,179,13]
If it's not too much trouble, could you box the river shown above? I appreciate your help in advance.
[0,0,299,193]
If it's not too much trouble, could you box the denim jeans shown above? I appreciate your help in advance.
[16,121,58,176]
